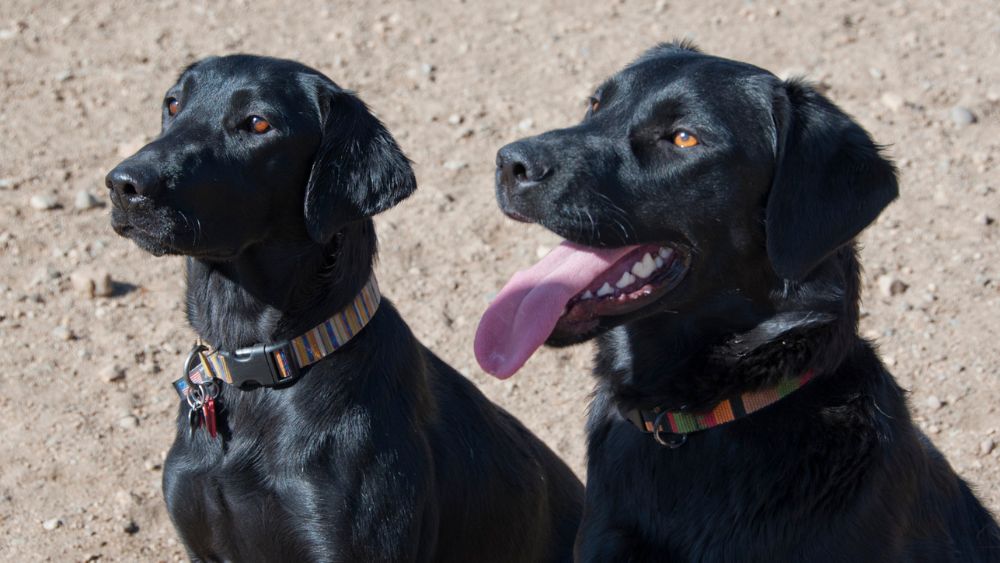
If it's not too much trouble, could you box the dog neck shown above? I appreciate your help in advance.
[184,220,378,352]
[598,247,861,412]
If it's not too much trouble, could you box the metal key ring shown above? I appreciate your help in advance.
[199,379,220,400]
[183,343,210,388]
[652,411,688,449]
[185,384,205,411]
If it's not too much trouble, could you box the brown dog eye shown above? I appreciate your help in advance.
[166,98,179,116]
[673,131,699,148]
[249,116,271,134]
[589,97,600,113]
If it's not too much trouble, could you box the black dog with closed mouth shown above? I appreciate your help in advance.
[477,42,1000,562]
[107,54,582,562]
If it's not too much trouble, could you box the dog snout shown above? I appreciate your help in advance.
[496,141,553,197]
[105,161,162,208]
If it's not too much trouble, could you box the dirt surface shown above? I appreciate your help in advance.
[1,0,998,560]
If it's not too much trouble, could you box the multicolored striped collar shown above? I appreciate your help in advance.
[173,276,381,400]
[619,370,815,448]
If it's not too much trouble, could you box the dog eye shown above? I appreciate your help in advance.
[672,131,699,148]
[166,98,179,116]
[248,116,272,134]
[588,97,600,113]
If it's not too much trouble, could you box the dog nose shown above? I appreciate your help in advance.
[105,163,161,206]
[496,141,552,195]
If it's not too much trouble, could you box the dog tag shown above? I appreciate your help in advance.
[202,396,217,439]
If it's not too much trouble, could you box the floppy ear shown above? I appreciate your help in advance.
[766,80,898,281]
[303,84,416,243]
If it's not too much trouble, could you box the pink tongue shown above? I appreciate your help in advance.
[475,241,639,378]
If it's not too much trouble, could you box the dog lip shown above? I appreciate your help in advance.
[501,207,535,223]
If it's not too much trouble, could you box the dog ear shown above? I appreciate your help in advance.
[765,80,898,281]
[303,84,416,244]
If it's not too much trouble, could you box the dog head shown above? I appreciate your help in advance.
[106,54,415,260]
[476,42,897,378]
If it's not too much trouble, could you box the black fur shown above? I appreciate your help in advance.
[107,54,582,562]
[494,42,1000,562]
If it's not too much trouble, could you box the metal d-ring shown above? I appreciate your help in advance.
[652,411,688,449]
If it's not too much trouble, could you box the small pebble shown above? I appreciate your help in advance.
[74,190,103,210]
[877,275,908,297]
[443,160,467,171]
[880,92,904,112]
[517,118,535,131]
[980,438,995,456]
[70,271,95,296]
[950,106,976,127]
[117,415,139,429]
[29,194,60,210]
[42,518,62,531]
[101,364,126,383]
[123,520,139,535]
[143,459,162,471]
[925,395,943,411]
[70,269,113,298]
[447,114,463,126]
[976,213,995,226]
[51,325,73,341]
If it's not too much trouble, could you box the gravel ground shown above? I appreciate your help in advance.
[0,0,997,560]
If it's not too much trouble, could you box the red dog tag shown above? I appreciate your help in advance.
[202,396,217,439]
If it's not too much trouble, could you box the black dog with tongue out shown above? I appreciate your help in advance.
[476,42,1000,562]
[106,54,583,562]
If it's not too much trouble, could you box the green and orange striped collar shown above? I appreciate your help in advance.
[620,370,815,448]
[174,276,381,400]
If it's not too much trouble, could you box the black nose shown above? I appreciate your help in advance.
[496,141,552,195]
[105,162,161,207]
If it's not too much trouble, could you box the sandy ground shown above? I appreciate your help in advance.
[0,0,998,560]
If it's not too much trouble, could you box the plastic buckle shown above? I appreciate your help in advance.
[218,341,299,388]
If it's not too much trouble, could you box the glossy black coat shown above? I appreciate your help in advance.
[495,43,1000,562]
[108,55,582,562]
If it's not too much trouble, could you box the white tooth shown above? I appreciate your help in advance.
[644,252,657,270]
[581,290,594,300]
[631,254,650,278]
[616,271,636,288]
[596,282,614,297]
[630,262,643,278]
[632,253,657,278]
[659,247,672,258]
[654,256,664,268]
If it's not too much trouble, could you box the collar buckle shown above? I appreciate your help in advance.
[218,341,300,388]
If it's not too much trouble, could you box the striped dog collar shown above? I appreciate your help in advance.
[173,276,381,400]
[620,370,815,448]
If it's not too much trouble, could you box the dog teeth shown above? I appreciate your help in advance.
[654,256,664,268]
[581,290,594,300]
[658,247,672,259]
[616,271,636,288]
[596,282,614,297]
[632,253,657,279]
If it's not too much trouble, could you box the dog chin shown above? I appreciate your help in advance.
[120,229,177,256]
[110,218,179,257]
